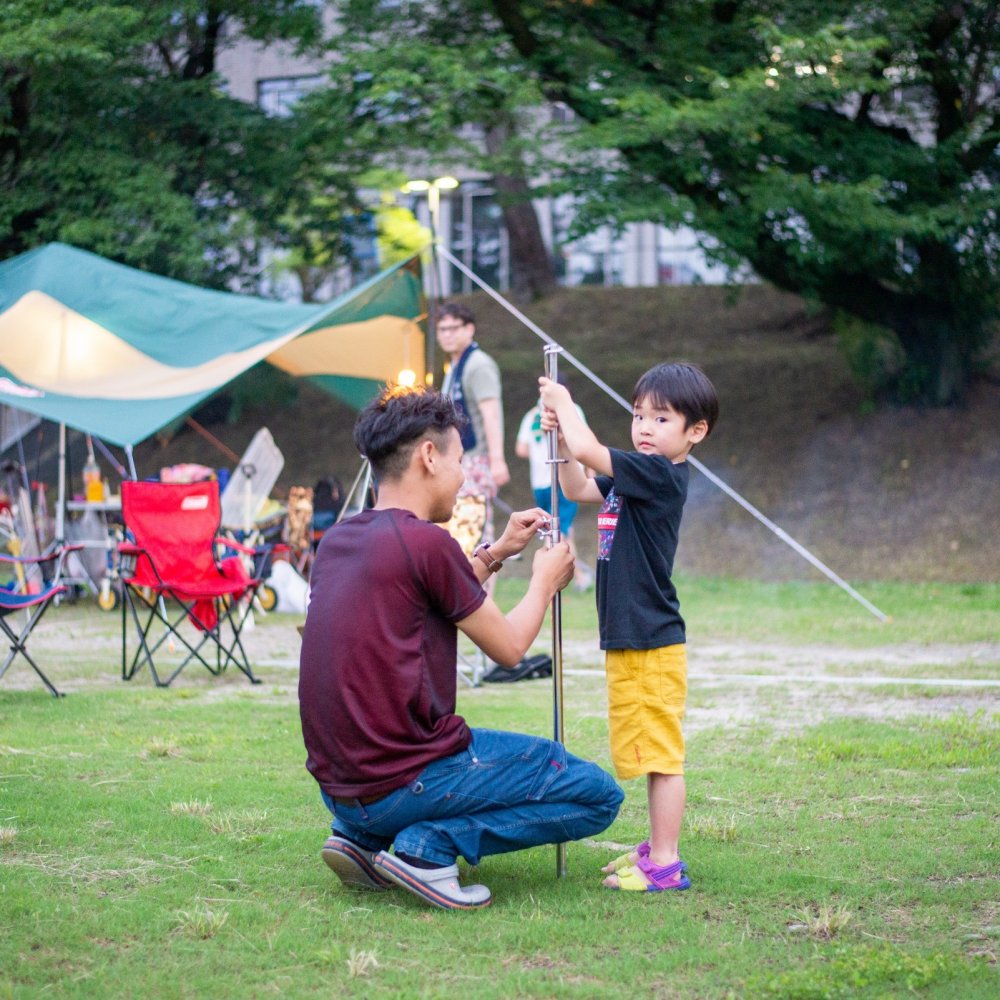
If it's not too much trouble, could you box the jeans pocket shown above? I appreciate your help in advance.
[526,739,568,801]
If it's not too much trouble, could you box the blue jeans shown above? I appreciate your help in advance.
[322,729,624,866]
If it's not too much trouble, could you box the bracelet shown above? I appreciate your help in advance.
[474,544,503,573]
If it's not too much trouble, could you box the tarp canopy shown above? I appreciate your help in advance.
[0,243,425,447]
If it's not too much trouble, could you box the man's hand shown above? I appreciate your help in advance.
[493,507,549,561]
[530,541,574,595]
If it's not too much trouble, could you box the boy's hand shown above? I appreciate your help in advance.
[538,376,571,411]
[539,407,559,433]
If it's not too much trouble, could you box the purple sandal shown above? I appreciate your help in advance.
[606,840,688,874]
[610,856,691,892]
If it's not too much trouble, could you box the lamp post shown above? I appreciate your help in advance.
[402,176,459,384]
[401,175,459,241]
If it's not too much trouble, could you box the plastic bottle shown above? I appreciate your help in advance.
[83,448,103,503]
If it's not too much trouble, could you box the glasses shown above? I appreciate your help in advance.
[436,323,468,333]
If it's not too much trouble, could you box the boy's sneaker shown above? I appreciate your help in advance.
[373,851,492,910]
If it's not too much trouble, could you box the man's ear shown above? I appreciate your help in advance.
[414,437,437,474]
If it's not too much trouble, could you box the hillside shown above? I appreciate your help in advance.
[132,284,1000,583]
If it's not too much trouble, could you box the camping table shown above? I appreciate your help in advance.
[65,498,122,604]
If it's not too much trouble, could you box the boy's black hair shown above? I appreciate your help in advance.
[632,362,719,437]
[353,385,465,480]
[435,301,476,327]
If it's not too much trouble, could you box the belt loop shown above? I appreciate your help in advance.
[357,799,370,819]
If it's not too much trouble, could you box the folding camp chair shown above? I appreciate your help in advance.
[0,543,83,697]
[118,480,268,688]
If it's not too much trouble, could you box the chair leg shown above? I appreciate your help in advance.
[0,614,64,697]
[121,585,260,687]
[217,596,261,684]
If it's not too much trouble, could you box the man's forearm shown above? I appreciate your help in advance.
[504,579,557,658]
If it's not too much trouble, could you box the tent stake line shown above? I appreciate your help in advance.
[435,243,889,624]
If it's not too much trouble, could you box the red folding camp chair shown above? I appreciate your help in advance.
[0,543,83,697]
[118,481,269,688]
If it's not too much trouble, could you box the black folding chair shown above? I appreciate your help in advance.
[0,544,83,698]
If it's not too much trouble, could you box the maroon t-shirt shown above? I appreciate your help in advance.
[298,508,486,798]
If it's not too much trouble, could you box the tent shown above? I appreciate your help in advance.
[0,243,426,448]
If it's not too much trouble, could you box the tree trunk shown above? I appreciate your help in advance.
[892,313,970,406]
[484,121,556,302]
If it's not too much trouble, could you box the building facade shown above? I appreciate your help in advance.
[216,23,733,300]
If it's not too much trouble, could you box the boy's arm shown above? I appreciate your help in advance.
[538,377,613,476]
[556,443,604,503]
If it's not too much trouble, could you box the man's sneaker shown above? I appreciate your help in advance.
[372,851,492,910]
[321,835,393,891]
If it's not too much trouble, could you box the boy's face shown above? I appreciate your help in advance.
[630,395,708,463]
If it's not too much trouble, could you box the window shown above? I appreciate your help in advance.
[257,75,324,117]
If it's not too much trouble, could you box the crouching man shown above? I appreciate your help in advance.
[299,386,623,910]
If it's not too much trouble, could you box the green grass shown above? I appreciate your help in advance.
[1,584,998,998]
[491,576,1000,647]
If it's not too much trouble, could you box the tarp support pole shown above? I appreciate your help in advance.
[545,344,568,879]
[55,423,66,544]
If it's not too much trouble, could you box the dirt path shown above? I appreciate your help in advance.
[6,611,998,733]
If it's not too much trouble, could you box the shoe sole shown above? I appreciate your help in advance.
[322,840,393,891]
[373,855,491,911]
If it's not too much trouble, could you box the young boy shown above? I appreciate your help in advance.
[539,362,719,892]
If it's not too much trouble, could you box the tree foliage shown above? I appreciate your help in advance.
[299,0,558,299]
[0,1,327,286]
[490,0,999,404]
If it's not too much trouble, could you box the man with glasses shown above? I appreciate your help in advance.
[436,303,509,554]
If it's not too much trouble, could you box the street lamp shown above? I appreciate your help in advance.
[401,175,459,239]
[402,176,459,385]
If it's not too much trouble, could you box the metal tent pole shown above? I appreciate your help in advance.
[544,345,568,878]
[55,423,66,544]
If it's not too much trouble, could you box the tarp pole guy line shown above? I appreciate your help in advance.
[435,243,890,624]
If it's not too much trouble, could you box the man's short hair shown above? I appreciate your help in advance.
[353,385,465,480]
[435,302,476,328]
[632,362,720,437]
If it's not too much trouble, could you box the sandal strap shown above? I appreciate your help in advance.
[636,856,687,890]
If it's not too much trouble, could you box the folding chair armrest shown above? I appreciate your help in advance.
[117,542,163,585]
[216,537,285,581]
[0,549,60,567]
[215,535,257,557]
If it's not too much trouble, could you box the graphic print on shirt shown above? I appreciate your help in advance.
[597,488,621,561]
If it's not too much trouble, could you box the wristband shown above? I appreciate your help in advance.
[474,544,503,573]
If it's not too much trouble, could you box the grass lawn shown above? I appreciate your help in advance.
[1,580,997,998]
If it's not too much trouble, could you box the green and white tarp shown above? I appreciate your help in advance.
[0,243,425,447]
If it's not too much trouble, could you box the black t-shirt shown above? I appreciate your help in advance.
[298,508,485,798]
[593,448,689,650]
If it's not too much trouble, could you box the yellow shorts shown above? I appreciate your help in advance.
[606,645,687,780]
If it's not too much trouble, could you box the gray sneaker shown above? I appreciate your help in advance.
[321,835,393,891]
[372,851,492,910]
